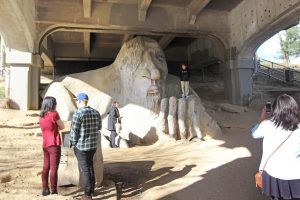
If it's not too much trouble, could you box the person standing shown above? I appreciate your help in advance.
[252,94,300,200]
[180,63,190,99]
[70,93,102,200]
[107,101,121,148]
[39,96,65,196]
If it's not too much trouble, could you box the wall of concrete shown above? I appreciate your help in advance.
[54,43,120,60]
[36,2,230,45]
[41,36,55,67]
[0,37,5,69]
[1,0,299,108]
[187,38,226,68]
[30,66,40,109]
[0,0,36,52]
[224,0,300,105]
[164,46,188,62]
[54,60,113,76]
[163,37,226,76]
[229,0,300,55]
[9,66,30,110]
[6,50,41,110]
[18,0,36,51]
[224,58,254,105]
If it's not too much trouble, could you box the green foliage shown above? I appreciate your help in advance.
[278,25,300,63]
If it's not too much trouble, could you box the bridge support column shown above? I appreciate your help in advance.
[6,50,41,110]
[224,58,254,105]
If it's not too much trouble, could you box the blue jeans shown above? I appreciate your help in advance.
[74,147,96,196]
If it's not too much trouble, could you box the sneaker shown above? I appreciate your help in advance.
[42,188,50,196]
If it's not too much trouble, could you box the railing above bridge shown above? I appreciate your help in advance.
[256,58,300,84]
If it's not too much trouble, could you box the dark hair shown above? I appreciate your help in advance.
[181,63,188,68]
[271,94,299,131]
[39,96,57,117]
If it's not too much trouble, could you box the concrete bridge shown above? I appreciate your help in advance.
[0,0,299,109]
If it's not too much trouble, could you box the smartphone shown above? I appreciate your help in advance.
[265,102,272,113]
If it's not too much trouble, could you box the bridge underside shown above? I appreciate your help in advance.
[0,0,299,109]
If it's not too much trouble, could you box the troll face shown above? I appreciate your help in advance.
[115,37,168,113]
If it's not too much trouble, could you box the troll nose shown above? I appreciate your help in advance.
[144,52,160,80]
[150,68,160,80]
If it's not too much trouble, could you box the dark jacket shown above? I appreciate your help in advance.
[107,106,120,131]
[180,68,190,81]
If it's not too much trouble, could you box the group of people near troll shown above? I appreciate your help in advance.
[39,93,120,200]
[38,63,300,200]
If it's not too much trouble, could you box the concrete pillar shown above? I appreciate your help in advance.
[4,69,9,97]
[0,37,5,69]
[285,70,293,83]
[224,58,254,105]
[9,65,30,109]
[6,49,42,110]
[31,66,40,109]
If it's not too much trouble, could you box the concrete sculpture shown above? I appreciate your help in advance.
[44,36,222,186]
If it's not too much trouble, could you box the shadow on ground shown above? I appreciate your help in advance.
[104,161,196,199]
[160,129,267,200]
[101,125,269,200]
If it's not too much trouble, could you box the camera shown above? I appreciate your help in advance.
[265,102,272,113]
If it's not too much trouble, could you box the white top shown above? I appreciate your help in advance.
[252,120,300,180]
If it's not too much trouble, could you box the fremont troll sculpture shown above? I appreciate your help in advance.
[44,36,222,186]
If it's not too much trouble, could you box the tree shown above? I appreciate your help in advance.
[277,25,300,64]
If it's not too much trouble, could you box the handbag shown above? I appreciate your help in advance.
[255,130,294,188]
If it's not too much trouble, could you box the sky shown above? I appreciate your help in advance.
[257,29,300,64]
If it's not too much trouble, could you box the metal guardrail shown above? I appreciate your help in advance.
[256,59,300,84]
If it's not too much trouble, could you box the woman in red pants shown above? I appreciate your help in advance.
[39,96,64,196]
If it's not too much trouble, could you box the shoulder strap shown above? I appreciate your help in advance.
[262,130,295,170]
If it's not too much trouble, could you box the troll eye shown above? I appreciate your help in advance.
[155,53,164,62]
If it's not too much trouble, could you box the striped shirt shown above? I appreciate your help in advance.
[70,106,102,151]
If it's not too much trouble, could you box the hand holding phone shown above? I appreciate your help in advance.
[265,102,272,114]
